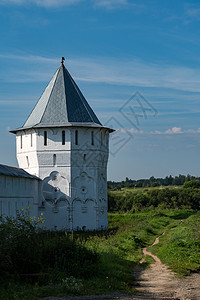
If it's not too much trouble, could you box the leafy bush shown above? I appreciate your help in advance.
[0,208,44,277]
[61,276,83,294]
[108,187,200,212]
[183,180,200,189]
[41,233,98,278]
[0,209,99,281]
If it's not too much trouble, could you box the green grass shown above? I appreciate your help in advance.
[150,211,200,276]
[1,209,199,299]
[110,185,181,195]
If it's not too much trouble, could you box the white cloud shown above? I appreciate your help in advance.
[122,127,200,135]
[70,57,200,93]
[163,127,200,135]
[0,0,141,9]
[186,7,200,17]
[165,127,182,134]
[179,4,200,24]
[0,53,57,63]
[128,128,142,134]
[1,53,200,93]
[0,100,30,106]
[93,0,132,9]
[0,0,82,7]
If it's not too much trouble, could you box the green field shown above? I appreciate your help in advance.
[1,205,200,299]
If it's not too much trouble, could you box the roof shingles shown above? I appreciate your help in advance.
[13,63,102,132]
[0,164,40,180]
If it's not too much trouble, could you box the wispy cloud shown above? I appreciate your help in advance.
[164,127,182,134]
[0,0,82,7]
[125,127,200,135]
[184,3,200,21]
[0,100,32,106]
[63,57,200,93]
[0,0,142,9]
[186,7,200,18]
[0,53,57,63]
[181,3,200,24]
[92,0,134,10]
[1,53,200,93]
[164,4,200,25]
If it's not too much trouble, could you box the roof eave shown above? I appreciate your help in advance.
[10,123,115,134]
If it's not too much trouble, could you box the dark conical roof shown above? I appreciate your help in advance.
[11,62,103,133]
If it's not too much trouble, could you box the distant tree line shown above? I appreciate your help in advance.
[108,174,200,190]
[108,180,200,212]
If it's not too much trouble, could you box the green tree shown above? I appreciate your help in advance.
[183,180,200,189]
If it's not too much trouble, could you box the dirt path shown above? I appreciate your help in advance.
[133,233,200,299]
[42,234,200,300]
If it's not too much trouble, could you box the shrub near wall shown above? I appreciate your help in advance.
[0,210,99,282]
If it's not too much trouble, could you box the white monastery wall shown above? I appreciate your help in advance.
[0,174,41,219]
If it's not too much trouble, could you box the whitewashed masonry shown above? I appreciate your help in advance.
[7,59,113,230]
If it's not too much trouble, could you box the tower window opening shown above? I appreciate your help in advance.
[20,135,23,149]
[75,130,78,145]
[44,131,47,146]
[26,156,29,168]
[53,154,57,166]
[30,133,33,147]
[91,131,94,145]
[62,130,65,145]
[106,134,109,144]
[101,132,103,145]
[83,154,86,161]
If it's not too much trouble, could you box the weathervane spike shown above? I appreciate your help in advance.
[61,57,65,64]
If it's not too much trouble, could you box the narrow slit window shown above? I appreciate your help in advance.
[20,135,23,149]
[26,156,29,168]
[75,130,78,145]
[62,130,65,145]
[53,154,56,166]
[30,133,33,147]
[106,134,109,144]
[44,131,47,146]
[91,131,94,145]
[101,132,103,145]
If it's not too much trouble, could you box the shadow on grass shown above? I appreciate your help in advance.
[168,210,196,220]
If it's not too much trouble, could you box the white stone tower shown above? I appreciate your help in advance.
[11,58,113,231]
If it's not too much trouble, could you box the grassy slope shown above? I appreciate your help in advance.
[150,211,200,276]
[1,209,200,299]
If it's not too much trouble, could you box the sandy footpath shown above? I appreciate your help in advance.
[41,234,200,300]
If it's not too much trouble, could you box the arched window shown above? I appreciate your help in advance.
[44,131,47,146]
[62,130,65,145]
[53,154,56,166]
[75,130,78,145]
[91,131,94,145]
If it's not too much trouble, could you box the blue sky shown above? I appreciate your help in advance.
[1,0,200,181]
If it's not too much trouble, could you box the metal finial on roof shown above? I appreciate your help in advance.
[16,60,102,131]
[61,57,65,64]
